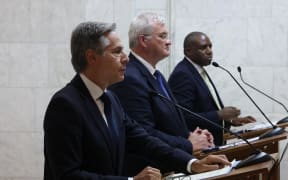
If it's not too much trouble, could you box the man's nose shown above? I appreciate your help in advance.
[206,47,212,54]
[166,38,172,45]
[121,52,129,63]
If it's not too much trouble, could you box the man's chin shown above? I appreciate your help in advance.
[119,75,125,82]
[111,76,125,85]
[162,52,170,59]
[207,59,212,65]
[202,61,212,67]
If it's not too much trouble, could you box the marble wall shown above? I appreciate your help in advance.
[0,0,287,179]
[171,0,288,119]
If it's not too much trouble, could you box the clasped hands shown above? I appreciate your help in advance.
[188,127,215,152]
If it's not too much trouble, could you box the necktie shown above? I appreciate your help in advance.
[99,93,119,138]
[201,69,221,110]
[154,70,171,99]
[201,70,225,144]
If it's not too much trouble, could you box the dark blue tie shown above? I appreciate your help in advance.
[154,70,171,99]
[99,93,119,139]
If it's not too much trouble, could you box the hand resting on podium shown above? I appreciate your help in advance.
[190,154,231,173]
[165,159,237,180]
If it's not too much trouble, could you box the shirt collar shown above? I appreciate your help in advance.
[80,73,104,100]
[131,51,156,75]
[185,56,206,75]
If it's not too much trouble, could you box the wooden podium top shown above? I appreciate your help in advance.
[195,133,287,161]
[224,122,288,140]
[164,153,279,180]
[208,153,278,180]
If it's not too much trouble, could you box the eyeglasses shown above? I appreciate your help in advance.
[111,51,125,58]
[140,33,169,40]
[104,48,126,58]
[157,33,169,40]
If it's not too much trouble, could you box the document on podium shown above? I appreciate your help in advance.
[165,160,238,180]
[220,136,259,150]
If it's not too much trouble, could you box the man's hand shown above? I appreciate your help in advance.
[190,154,231,173]
[201,129,214,145]
[134,166,162,180]
[218,106,240,120]
[230,115,256,126]
[188,127,215,152]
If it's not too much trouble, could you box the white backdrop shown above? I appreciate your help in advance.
[0,0,287,179]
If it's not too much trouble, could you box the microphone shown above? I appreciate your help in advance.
[237,66,288,125]
[150,91,272,169]
[212,62,285,139]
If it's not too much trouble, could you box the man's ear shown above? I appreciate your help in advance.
[184,48,192,56]
[86,49,98,65]
[138,35,148,48]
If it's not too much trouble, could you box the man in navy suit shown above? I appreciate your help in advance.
[43,22,230,180]
[169,32,255,146]
[109,13,215,175]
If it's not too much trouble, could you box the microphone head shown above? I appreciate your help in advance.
[237,66,242,73]
[212,62,219,67]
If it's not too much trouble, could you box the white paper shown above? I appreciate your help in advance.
[165,159,238,180]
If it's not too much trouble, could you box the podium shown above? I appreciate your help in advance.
[208,153,279,180]
[194,132,287,180]
[224,122,288,140]
[164,153,279,180]
[195,133,287,161]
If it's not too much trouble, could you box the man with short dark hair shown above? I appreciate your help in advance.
[169,31,255,146]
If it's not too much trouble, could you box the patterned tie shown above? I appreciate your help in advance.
[154,70,171,99]
[99,93,119,138]
[201,69,221,110]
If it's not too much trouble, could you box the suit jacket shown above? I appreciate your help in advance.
[44,74,193,180]
[168,58,228,145]
[109,54,192,174]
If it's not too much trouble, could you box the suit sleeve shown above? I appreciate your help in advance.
[121,108,194,173]
[44,96,127,180]
[109,76,193,154]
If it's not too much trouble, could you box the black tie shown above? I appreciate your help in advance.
[154,70,171,99]
[99,93,119,139]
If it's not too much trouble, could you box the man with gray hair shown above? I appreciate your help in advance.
[44,21,230,180]
[109,12,216,175]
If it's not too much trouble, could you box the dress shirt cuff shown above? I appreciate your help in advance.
[128,177,133,180]
[187,158,198,173]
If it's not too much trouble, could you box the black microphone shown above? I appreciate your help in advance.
[212,62,285,139]
[237,66,288,125]
[150,91,272,169]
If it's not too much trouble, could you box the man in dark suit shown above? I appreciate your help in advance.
[109,13,215,175]
[44,22,230,180]
[169,31,256,146]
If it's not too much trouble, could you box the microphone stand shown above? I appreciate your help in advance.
[150,91,271,169]
[237,66,288,125]
[212,62,285,139]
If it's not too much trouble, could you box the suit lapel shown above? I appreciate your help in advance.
[184,58,222,109]
[129,54,161,94]
[205,72,224,108]
[184,59,210,94]
[129,54,187,125]
[70,75,117,155]
[129,54,175,100]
